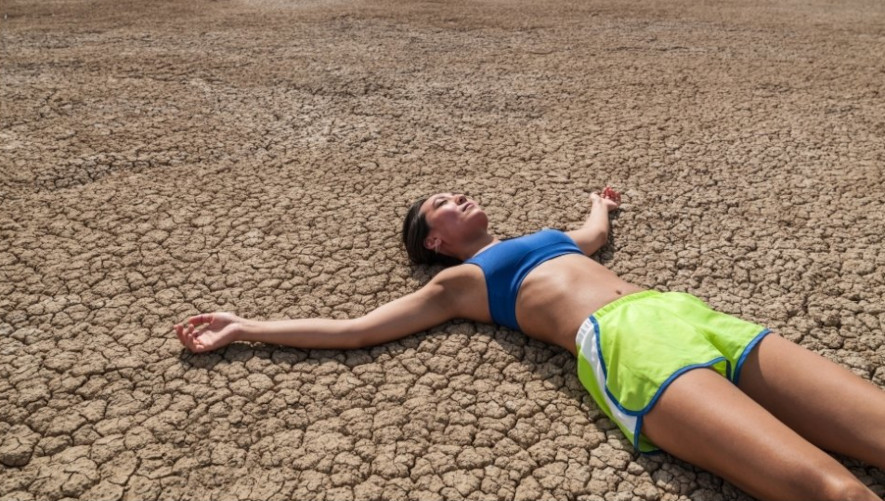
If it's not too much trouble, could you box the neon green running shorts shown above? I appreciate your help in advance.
[575,290,770,453]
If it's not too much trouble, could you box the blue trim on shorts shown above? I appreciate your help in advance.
[601,357,729,417]
[590,316,608,379]
[732,329,772,385]
[633,415,643,450]
[642,357,728,414]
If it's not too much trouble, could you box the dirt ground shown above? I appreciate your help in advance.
[1,0,884,499]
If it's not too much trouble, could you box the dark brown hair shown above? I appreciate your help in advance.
[402,197,462,267]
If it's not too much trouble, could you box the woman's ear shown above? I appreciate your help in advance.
[424,236,440,252]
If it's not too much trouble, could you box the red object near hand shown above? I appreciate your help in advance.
[602,186,621,204]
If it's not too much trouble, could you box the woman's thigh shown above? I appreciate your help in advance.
[642,368,874,501]
[737,333,885,469]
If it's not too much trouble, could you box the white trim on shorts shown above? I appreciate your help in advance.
[576,316,638,441]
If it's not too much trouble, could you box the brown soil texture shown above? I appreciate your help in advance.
[2,0,884,499]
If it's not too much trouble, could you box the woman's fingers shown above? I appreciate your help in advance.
[188,313,213,327]
[174,324,194,351]
[176,312,234,352]
[188,324,203,345]
[173,320,203,352]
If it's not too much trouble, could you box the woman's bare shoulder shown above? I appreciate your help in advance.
[431,262,484,285]
[430,264,490,322]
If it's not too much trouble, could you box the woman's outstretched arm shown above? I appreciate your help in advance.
[566,186,621,255]
[175,267,468,353]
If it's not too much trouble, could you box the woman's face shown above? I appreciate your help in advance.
[420,192,488,251]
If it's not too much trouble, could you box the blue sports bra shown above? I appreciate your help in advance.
[464,229,584,331]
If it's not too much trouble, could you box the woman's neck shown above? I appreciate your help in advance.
[457,233,499,261]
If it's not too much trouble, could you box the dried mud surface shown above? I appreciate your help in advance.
[1,0,884,499]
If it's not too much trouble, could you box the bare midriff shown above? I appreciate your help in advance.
[513,253,645,356]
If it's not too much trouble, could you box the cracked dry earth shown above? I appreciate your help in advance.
[1,0,884,499]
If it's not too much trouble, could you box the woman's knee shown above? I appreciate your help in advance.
[808,468,876,501]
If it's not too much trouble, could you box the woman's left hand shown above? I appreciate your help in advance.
[591,186,621,212]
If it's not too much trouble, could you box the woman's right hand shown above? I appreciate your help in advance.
[174,312,243,353]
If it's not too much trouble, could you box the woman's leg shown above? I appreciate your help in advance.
[642,368,878,501]
[737,333,885,469]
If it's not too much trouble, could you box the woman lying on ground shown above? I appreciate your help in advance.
[175,188,885,500]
